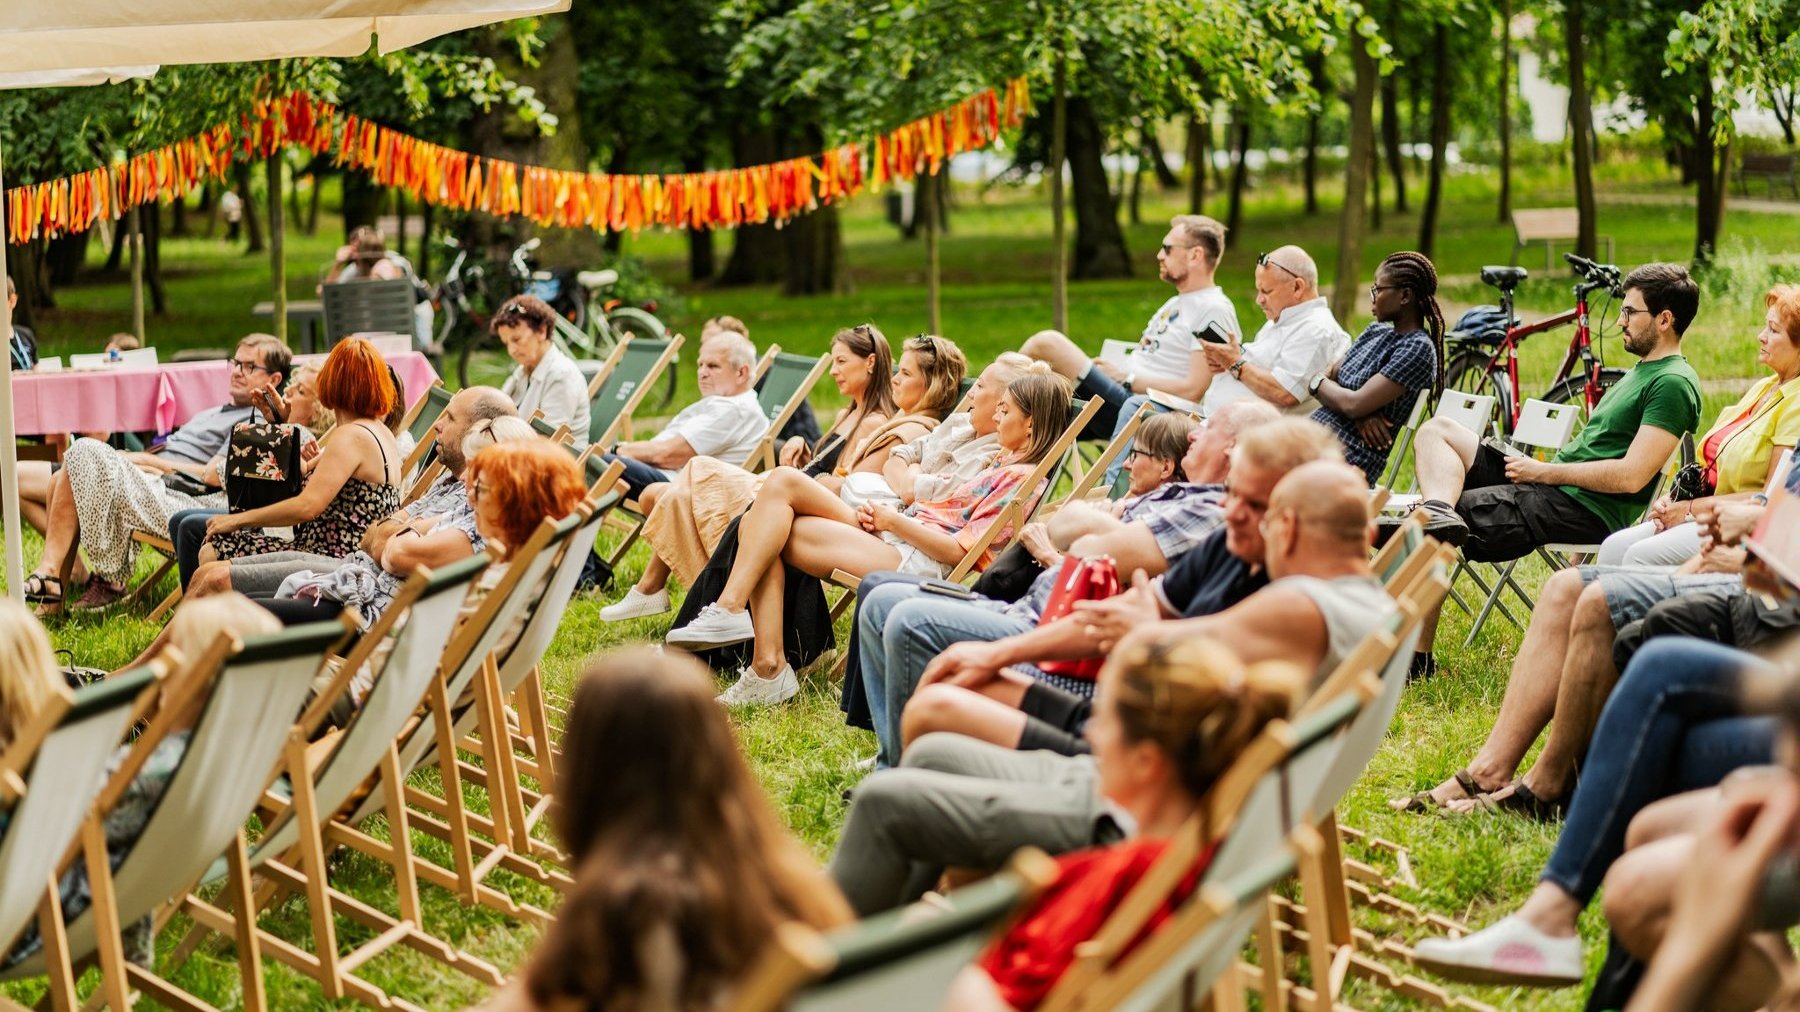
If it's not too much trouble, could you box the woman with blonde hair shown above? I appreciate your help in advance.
[670,368,1073,705]
[0,598,63,751]
[940,636,1301,1011]
[485,648,851,1011]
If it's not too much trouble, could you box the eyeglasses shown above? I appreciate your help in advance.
[1124,446,1157,462]
[1369,284,1402,299]
[1160,242,1198,256]
[1619,306,1657,321]
[1258,252,1302,280]
[229,359,271,374]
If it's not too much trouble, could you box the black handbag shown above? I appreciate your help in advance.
[1668,433,1713,502]
[225,421,304,513]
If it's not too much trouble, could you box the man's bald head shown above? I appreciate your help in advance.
[1269,460,1374,555]
[437,386,520,475]
[1254,245,1321,321]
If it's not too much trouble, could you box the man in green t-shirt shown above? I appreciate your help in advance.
[1392,262,1703,670]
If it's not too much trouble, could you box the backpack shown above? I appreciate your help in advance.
[225,421,304,513]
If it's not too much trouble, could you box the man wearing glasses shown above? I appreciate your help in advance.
[1196,244,1348,416]
[1021,215,1241,439]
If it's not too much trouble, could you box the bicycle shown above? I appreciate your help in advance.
[434,237,674,409]
[1443,252,1626,434]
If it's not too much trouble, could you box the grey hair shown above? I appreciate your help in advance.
[463,386,520,428]
[1261,245,1320,291]
[461,414,536,461]
[705,332,757,371]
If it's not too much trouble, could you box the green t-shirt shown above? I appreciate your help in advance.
[1555,354,1702,530]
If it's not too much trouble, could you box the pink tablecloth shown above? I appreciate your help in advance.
[10,352,440,436]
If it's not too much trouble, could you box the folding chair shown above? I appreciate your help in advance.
[736,851,1060,1012]
[589,333,685,451]
[1380,389,1497,517]
[319,278,417,349]
[122,531,183,621]
[1377,387,1433,493]
[2,622,346,1011]
[0,665,160,1009]
[399,381,454,479]
[1063,399,1152,504]
[745,350,831,473]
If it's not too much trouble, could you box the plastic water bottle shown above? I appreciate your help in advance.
[107,348,121,363]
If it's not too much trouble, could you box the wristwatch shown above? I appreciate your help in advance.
[1308,374,1326,396]
[1228,357,1246,380]
[1123,372,1136,393]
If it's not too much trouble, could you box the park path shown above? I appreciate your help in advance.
[1596,192,1800,215]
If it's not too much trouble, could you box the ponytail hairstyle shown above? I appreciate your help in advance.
[1379,251,1446,394]
[1005,364,1073,466]
[1104,636,1302,803]
[832,323,899,420]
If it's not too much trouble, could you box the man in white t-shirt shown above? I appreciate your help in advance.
[597,331,768,499]
[1199,245,1349,417]
[1021,214,1241,439]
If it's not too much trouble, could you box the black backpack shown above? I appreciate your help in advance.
[225,421,304,513]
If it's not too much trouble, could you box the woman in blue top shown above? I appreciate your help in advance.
[1309,251,1446,482]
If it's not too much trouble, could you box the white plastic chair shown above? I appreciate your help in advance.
[1383,390,1496,515]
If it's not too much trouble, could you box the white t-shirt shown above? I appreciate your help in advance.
[663,389,768,467]
[1128,286,1242,382]
[1202,296,1349,416]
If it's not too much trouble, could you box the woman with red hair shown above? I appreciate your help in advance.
[465,438,588,558]
[200,338,403,564]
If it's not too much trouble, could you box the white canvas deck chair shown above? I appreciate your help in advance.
[0,665,161,1012]
[169,557,495,1011]
[735,850,1059,1012]
[0,622,346,1012]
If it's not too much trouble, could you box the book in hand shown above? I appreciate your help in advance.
[1746,488,1800,593]
[1099,340,1135,369]
[1481,436,1528,459]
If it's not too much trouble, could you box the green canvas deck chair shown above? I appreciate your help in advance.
[0,665,160,1008]
[745,350,831,473]
[168,557,495,1011]
[1061,398,1152,506]
[0,623,344,1012]
[589,332,685,451]
[735,850,1060,1012]
[399,381,454,479]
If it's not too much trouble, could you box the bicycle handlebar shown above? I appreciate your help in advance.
[1563,251,1623,296]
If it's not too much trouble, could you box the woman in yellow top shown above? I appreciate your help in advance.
[1598,284,1800,566]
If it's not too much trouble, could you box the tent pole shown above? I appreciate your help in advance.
[0,140,27,603]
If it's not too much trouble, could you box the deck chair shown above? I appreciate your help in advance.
[589,333,685,451]
[0,665,160,1006]
[168,557,495,1011]
[745,350,831,473]
[736,850,1060,1012]
[1,622,345,1011]
[394,378,445,444]
[399,381,454,479]
[1063,399,1152,504]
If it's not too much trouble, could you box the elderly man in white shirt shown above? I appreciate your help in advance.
[1198,245,1349,416]
[595,330,769,500]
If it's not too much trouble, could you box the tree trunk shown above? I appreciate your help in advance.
[1565,0,1599,258]
[1051,57,1069,330]
[780,124,846,296]
[104,217,126,273]
[1370,117,1383,231]
[304,160,325,236]
[169,193,189,238]
[1184,115,1207,214]
[236,162,264,254]
[268,150,287,344]
[340,173,386,237]
[1693,70,1730,262]
[286,158,304,229]
[1418,23,1453,258]
[1305,51,1326,215]
[684,152,714,281]
[129,205,145,341]
[45,232,90,286]
[1381,61,1408,213]
[1226,114,1251,238]
[395,192,408,261]
[144,200,166,316]
[719,129,786,287]
[1773,86,1797,146]
[11,239,49,326]
[923,169,942,332]
[419,202,435,281]
[1066,96,1132,280]
[1333,38,1378,322]
[1142,129,1180,190]
[1498,0,1514,223]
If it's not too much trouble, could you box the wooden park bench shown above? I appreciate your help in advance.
[1737,152,1799,199]
[1510,207,1613,270]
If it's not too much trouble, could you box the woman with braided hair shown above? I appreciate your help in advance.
[1310,250,1446,482]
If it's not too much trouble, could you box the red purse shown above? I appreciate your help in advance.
[1035,556,1121,680]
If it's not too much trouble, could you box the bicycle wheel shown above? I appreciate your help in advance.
[456,328,517,391]
[606,306,676,413]
[1543,367,1626,439]
[1444,348,1514,434]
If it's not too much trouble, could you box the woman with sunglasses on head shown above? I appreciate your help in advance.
[1309,250,1446,483]
[494,294,593,449]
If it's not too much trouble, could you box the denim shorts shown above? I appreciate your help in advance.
[1576,565,1742,630]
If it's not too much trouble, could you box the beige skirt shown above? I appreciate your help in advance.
[642,456,768,585]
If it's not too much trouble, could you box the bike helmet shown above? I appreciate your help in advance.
[1449,305,1509,346]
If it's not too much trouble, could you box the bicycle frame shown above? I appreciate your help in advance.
[1465,282,1608,427]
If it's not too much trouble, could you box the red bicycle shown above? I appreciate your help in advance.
[1443,252,1626,433]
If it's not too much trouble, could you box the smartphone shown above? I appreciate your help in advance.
[918,578,976,600]
[1195,323,1231,345]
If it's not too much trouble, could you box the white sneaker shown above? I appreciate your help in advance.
[667,603,755,649]
[1412,915,1584,987]
[599,586,670,622]
[716,663,799,706]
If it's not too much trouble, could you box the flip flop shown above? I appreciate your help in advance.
[1469,780,1569,822]
[1391,768,1484,814]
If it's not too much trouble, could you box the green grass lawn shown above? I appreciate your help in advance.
[7,158,1798,1008]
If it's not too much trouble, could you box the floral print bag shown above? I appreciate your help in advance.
[224,420,303,513]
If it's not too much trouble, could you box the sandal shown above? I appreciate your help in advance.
[1391,768,1485,814]
[1469,780,1569,822]
[21,573,63,605]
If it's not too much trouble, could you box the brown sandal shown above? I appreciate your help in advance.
[1469,780,1569,822]
[1391,768,1485,814]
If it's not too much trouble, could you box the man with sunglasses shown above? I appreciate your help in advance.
[1020,215,1241,439]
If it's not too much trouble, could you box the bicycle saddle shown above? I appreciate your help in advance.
[1480,266,1528,290]
[577,269,619,290]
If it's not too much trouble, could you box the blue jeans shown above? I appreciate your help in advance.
[169,508,224,589]
[1073,367,1129,441]
[841,571,932,731]
[598,452,673,499]
[857,581,1031,768]
[1541,638,1778,903]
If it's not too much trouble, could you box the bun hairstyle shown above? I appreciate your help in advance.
[1104,636,1302,801]
[1005,367,1073,465]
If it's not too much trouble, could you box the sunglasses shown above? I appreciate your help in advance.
[1257,252,1302,280]
[1160,241,1199,256]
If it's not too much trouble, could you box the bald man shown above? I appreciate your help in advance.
[830,457,1398,917]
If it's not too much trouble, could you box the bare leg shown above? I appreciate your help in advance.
[1407,568,1586,807]
[189,561,235,599]
[1412,416,1480,505]
[1522,581,1621,799]
[1512,881,1586,939]
[634,554,672,595]
[902,684,1033,750]
[197,543,220,567]
[1019,330,1095,381]
[716,469,859,612]
[779,516,901,584]
[746,564,787,678]
[34,468,82,582]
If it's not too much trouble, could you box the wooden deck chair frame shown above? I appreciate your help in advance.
[746,350,831,473]
[3,623,347,1012]
[1377,387,1434,494]
[0,665,162,1012]
[399,382,455,479]
[590,332,685,451]
[1062,399,1153,504]
[124,531,183,622]
[167,558,496,1012]
[734,849,1060,1012]
[394,377,444,445]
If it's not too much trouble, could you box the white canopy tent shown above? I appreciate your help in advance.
[0,1,569,603]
